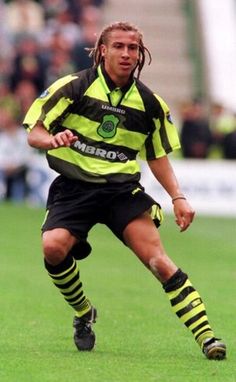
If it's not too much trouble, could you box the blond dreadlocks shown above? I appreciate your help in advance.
[87,21,152,79]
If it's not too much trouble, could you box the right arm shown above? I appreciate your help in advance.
[148,156,195,232]
[28,121,78,150]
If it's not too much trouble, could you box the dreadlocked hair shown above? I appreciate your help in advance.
[87,21,152,79]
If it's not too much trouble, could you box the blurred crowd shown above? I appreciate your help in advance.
[0,0,236,204]
[0,0,104,202]
[179,99,236,160]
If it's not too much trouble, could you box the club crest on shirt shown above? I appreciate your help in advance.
[97,114,120,138]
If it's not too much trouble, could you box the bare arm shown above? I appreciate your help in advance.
[27,121,78,150]
[148,155,195,231]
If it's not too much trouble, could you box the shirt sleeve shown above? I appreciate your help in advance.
[22,74,77,132]
[139,94,181,160]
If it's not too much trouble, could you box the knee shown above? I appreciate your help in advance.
[42,228,77,265]
[42,236,68,265]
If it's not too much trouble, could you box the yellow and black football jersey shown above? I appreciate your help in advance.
[23,64,180,183]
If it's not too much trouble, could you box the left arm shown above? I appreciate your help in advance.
[148,155,195,232]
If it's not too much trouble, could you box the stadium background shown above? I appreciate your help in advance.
[0,2,236,381]
[1,0,235,214]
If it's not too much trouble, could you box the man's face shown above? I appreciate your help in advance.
[100,29,140,86]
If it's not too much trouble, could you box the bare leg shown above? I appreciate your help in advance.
[42,228,91,315]
[42,228,77,265]
[123,212,177,282]
[122,213,226,359]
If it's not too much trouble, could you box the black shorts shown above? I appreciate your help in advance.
[42,175,163,243]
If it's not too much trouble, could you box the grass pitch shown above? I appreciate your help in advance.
[0,202,235,382]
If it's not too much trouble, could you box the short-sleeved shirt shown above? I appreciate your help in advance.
[23,64,180,183]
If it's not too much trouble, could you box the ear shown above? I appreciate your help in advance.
[100,44,107,57]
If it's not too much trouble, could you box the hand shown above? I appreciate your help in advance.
[50,129,78,148]
[173,199,195,232]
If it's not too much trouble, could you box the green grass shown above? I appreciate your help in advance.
[0,202,235,382]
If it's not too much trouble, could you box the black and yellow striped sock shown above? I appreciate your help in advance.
[163,269,214,348]
[44,255,91,318]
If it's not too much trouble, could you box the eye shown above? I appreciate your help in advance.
[128,44,139,52]
[113,43,123,49]
[129,45,138,50]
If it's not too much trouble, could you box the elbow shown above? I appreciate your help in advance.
[27,130,42,149]
[27,133,36,148]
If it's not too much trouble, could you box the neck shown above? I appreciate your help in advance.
[103,63,131,88]
[108,73,129,88]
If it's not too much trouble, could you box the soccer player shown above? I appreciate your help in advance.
[23,22,226,359]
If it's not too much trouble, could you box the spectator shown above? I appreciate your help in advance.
[0,0,13,60]
[45,42,76,86]
[72,5,102,71]
[9,34,46,94]
[210,102,236,158]
[0,80,21,123]
[68,0,104,23]
[14,79,38,121]
[221,113,236,160]
[5,0,45,38]
[41,7,81,51]
[222,127,236,159]
[0,0,104,90]
[0,106,32,202]
[42,0,68,21]
[39,25,76,87]
[180,99,213,158]
[0,55,12,86]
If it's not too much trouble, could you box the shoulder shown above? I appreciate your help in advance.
[45,67,96,89]
[135,79,165,116]
[39,67,97,101]
[67,67,98,98]
[70,67,97,88]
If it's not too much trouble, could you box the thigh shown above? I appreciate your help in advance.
[123,212,164,259]
[105,185,163,242]
[42,176,99,241]
[42,202,95,241]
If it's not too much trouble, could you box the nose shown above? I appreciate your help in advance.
[122,46,129,57]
